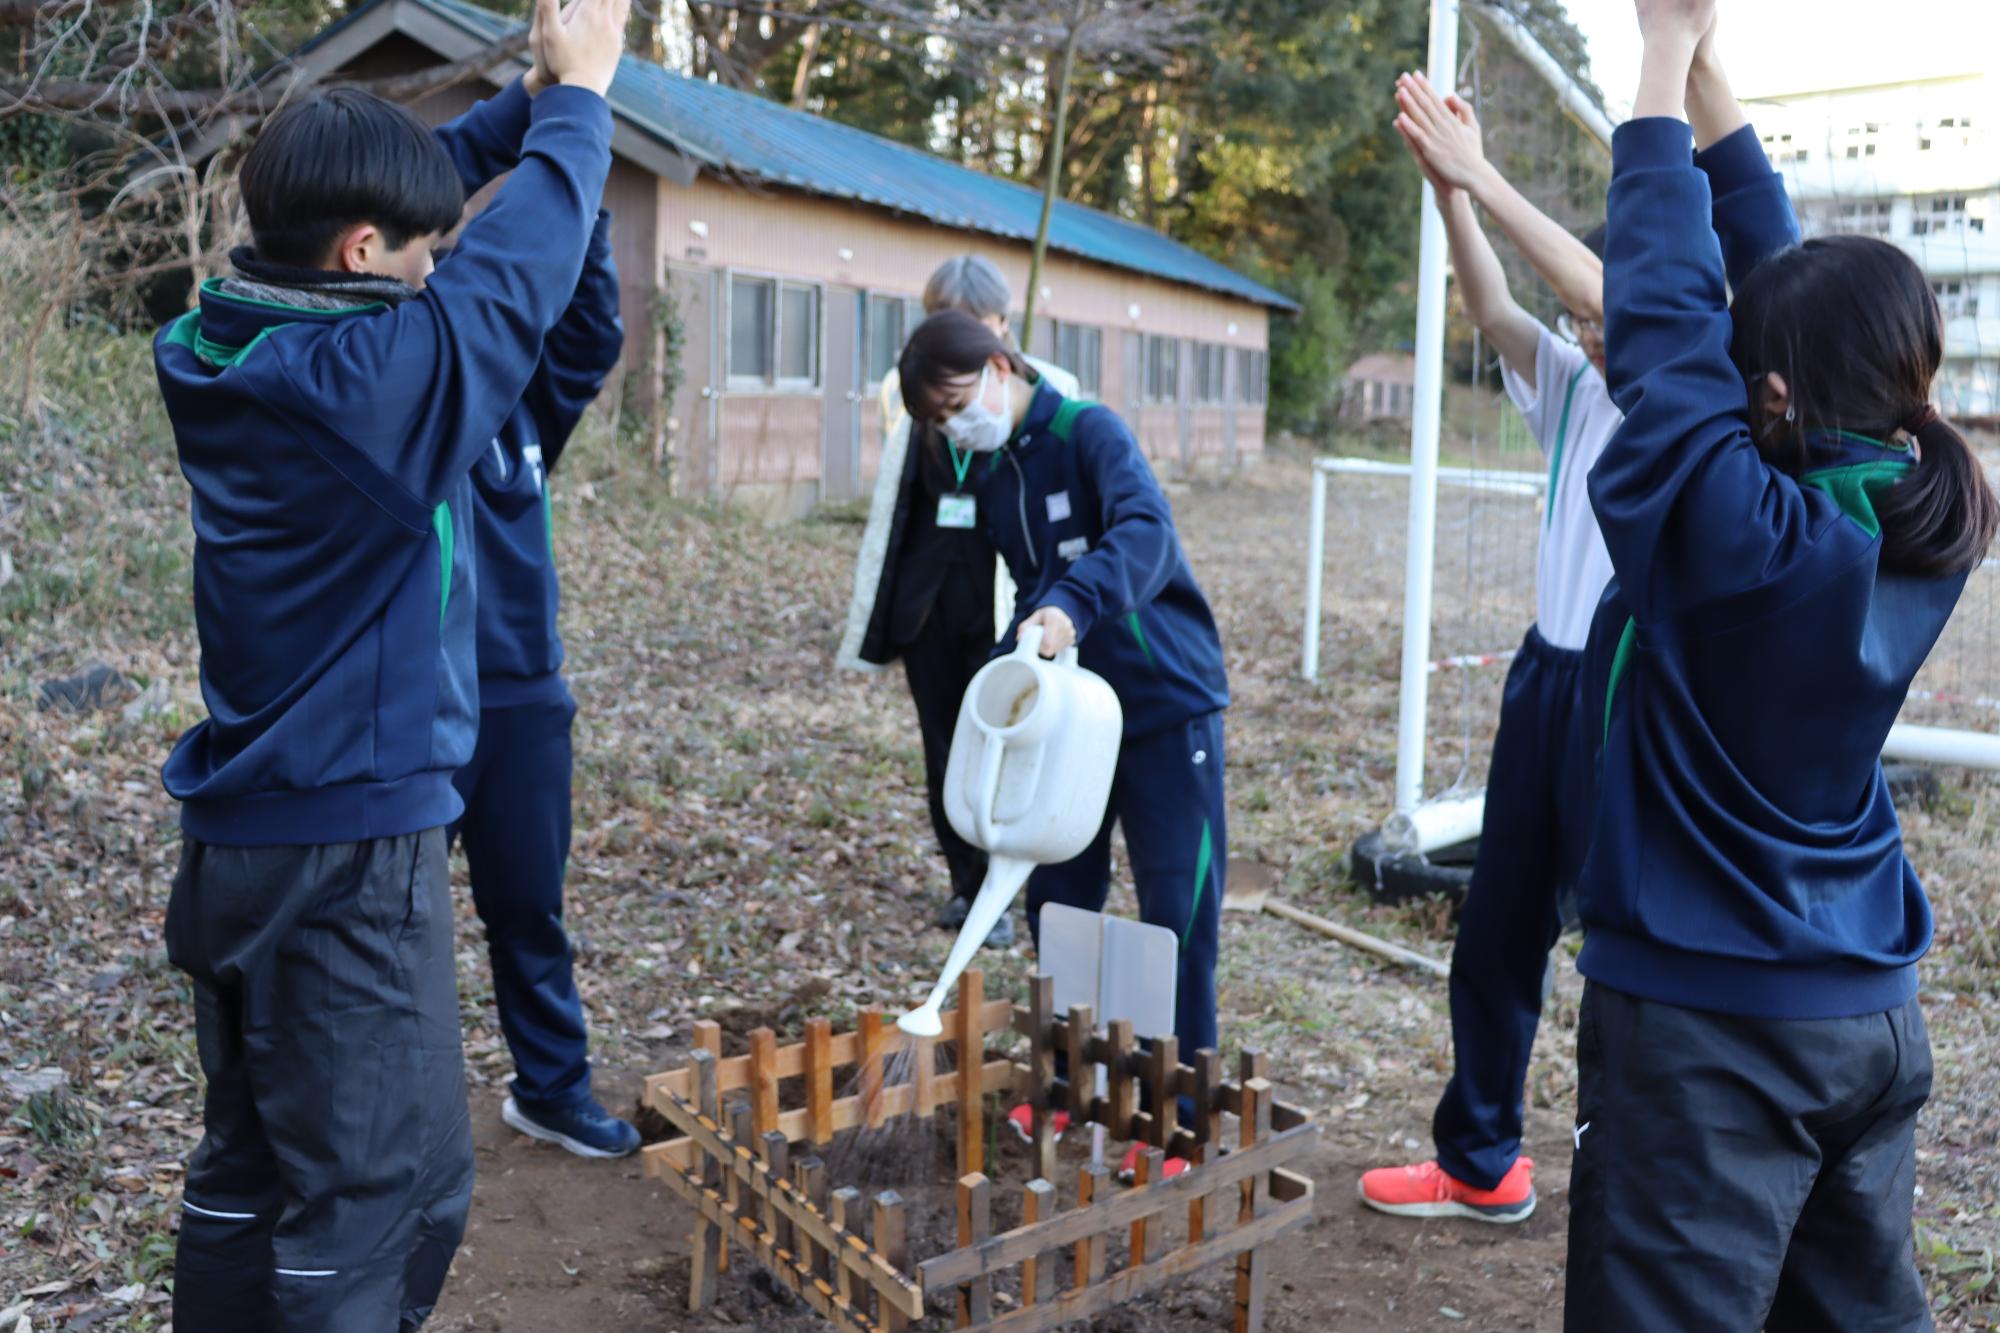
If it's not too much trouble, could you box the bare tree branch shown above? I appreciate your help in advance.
[0,28,529,119]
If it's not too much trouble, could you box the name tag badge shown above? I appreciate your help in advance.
[1058,536,1090,562]
[1045,491,1073,523]
[937,494,978,529]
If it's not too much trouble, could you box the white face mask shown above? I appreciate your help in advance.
[943,365,1010,453]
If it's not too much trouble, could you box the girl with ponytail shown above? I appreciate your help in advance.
[1561,4,1995,1327]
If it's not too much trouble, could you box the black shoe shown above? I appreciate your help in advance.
[935,896,1014,948]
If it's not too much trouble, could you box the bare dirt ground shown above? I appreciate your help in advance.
[5,418,1999,1330]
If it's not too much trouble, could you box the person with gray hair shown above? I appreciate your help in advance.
[837,254,1080,945]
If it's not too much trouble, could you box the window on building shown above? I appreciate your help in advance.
[1145,335,1180,404]
[729,276,775,381]
[1934,280,1980,319]
[1761,131,1808,165]
[1815,198,1892,238]
[1237,347,1268,406]
[866,293,905,385]
[1844,122,1881,159]
[1049,319,1103,396]
[729,275,821,388]
[1914,194,1986,236]
[1188,343,1223,404]
[779,284,818,384]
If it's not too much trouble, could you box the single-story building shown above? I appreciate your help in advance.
[1340,352,1417,425]
[291,0,1298,512]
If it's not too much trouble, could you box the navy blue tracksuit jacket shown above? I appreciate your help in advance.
[1579,117,1964,1021]
[154,82,614,845]
[970,384,1230,1073]
[468,208,622,705]
[446,208,621,1115]
[978,383,1229,733]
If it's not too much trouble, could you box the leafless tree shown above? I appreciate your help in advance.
[996,0,1207,347]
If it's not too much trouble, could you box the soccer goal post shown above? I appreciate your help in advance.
[1306,0,2000,857]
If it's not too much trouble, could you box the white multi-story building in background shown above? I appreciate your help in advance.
[1749,69,1999,418]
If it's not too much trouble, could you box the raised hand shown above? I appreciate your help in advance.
[1632,0,1714,118]
[1635,0,1716,51]
[1394,72,1490,199]
[539,0,631,99]
[524,0,578,96]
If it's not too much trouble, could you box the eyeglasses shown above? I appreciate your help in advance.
[1556,313,1600,344]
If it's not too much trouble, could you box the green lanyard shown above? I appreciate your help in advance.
[946,440,973,492]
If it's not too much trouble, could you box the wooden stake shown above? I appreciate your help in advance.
[724,1099,752,1278]
[750,1027,780,1138]
[759,1130,792,1258]
[1240,1049,1268,1084]
[1129,1147,1164,1266]
[914,1034,937,1119]
[956,1173,993,1327]
[1066,1003,1095,1122]
[806,1017,834,1147]
[1107,1019,1136,1142]
[1233,1077,1273,1333]
[1028,974,1058,1183]
[1148,1036,1179,1151]
[1075,1162,1108,1288]
[795,1157,826,1280]
[830,1187,861,1310]
[860,1008,887,1131]
[1022,1178,1056,1306]
[873,1191,909,1333]
[956,970,985,1177]
[693,1018,723,1060]
[1191,1047,1223,1149]
[1187,1140,1208,1244]
[688,1048,722,1310]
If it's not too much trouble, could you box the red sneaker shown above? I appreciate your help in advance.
[1006,1103,1071,1144]
[1357,1157,1535,1223]
[1117,1142,1190,1183]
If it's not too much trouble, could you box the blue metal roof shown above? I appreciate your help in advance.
[367,0,1296,311]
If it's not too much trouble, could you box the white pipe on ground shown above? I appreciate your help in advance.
[1882,724,2000,771]
[1382,791,1486,856]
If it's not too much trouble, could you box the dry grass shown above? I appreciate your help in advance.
[3,267,1999,1328]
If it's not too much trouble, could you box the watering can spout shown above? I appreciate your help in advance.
[896,857,1034,1036]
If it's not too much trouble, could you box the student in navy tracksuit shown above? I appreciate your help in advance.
[898,310,1230,1179]
[153,3,626,1326]
[446,208,637,1158]
[1361,69,1619,1228]
[1566,13,1997,1328]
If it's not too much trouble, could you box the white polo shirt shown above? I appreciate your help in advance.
[1499,324,1623,652]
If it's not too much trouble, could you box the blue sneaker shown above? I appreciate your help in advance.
[502,1095,641,1159]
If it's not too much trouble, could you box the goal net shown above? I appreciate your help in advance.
[1302,1,1610,820]
[1304,2,2000,842]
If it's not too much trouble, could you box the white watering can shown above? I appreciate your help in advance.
[897,624,1122,1037]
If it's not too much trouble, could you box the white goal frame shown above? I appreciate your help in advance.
[1311,0,2000,854]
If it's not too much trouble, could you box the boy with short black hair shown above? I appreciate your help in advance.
[155,0,627,1325]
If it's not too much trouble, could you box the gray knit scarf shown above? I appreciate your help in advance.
[218,244,420,312]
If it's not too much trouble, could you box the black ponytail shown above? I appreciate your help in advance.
[1730,235,1998,578]
[1877,410,1999,578]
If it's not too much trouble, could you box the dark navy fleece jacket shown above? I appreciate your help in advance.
[154,80,613,845]
[466,208,623,709]
[1577,118,1963,1020]
[973,383,1229,737]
